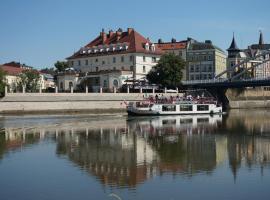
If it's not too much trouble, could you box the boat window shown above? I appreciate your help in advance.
[162,119,176,125]
[197,105,209,111]
[180,105,193,111]
[162,105,176,112]
[197,118,209,123]
[180,118,193,124]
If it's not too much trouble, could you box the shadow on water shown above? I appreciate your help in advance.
[0,110,270,189]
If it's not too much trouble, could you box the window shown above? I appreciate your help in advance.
[179,51,182,57]
[103,80,107,87]
[190,75,194,80]
[69,82,73,90]
[203,74,207,79]
[208,65,212,72]
[152,57,156,63]
[113,79,119,87]
[113,67,116,70]
[208,74,212,79]
[121,66,125,70]
[129,55,133,62]
[208,55,212,60]
[130,66,134,71]
[197,118,209,123]
[143,56,146,62]
[121,56,124,62]
[204,55,207,61]
[60,82,63,90]
[102,60,105,65]
[96,67,99,72]
[143,66,146,73]
[162,119,176,124]
[162,105,176,112]
[197,105,209,111]
[195,75,200,80]
[190,65,194,72]
[180,105,193,111]
[180,118,193,124]
[195,65,200,72]
[71,61,74,66]
[85,60,88,65]
[95,58,98,63]
[113,57,116,63]
[78,60,81,66]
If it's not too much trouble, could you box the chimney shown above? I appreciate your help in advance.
[109,29,114,38]
[127,28,133,35]
[116,28,122,41]
[100,28,107,44]
[158,38,163,44]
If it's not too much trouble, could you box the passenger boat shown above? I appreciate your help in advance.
[127,94,222,116]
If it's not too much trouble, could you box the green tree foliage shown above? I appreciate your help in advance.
[18,69,40,92]
[0,69,7,96]
[146,53,186,87]
[54,61,68,72]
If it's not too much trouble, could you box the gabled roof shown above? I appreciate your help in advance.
[67,28,163,59]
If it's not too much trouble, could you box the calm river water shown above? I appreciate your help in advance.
[0,110,270,200]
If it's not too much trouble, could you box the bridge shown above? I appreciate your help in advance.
[182,49,270,89]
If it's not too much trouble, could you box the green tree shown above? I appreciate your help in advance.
[146,53,186,87]
[54,61,68,72]
[18,69,40,92]
[0,69,7,96]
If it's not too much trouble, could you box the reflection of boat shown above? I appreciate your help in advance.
[127,99,222,116]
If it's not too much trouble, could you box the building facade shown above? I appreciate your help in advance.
[186,39,227,81]
[156,38,226,81]
[156,38,188,80]
[227,31,270,79]
[66,28,163,91]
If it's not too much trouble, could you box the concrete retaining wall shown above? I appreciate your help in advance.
[0,93,147,113]
[226,88,270,109]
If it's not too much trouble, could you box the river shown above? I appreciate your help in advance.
[0,110,270,200]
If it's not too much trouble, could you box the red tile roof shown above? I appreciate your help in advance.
[156,42,187,50]
[0,65,24,76]
[67,28,164,59]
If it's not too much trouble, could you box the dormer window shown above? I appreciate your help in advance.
[145,43,149,51]
[150,44,155,51]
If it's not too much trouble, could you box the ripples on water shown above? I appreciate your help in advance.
[0,110,270,200]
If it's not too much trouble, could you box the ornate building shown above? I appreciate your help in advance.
[66,28,163,91]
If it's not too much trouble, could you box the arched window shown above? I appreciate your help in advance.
[113,79,119,88]
[60,82,63,90]
[69,82,73,90]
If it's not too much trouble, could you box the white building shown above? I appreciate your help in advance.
[66,28,163,91]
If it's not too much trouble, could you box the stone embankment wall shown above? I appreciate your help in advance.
[0,93,146,114]
[226,88,270,109]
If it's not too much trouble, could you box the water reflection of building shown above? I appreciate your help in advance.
[1,112,270,186]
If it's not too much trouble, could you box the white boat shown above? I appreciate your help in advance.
[127,98,222,116]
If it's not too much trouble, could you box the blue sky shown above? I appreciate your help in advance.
[0,0,269,68]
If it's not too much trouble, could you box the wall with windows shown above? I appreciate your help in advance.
[57,74,79,91]
[187,49,226,80]
[69,53,136,73]
[134,54,160,79]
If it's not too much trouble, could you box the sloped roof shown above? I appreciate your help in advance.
[0,65,23,76]
[227,35,240,51]
[156,42,187,50]
[67,28,163,59]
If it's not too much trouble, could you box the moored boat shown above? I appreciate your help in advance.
[127,93,222,116]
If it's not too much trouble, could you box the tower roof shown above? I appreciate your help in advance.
[227,34,240,51]
[259,30,264,45]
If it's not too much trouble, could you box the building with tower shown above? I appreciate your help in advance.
[227,31,270,79]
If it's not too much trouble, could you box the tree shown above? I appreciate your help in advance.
[54,61,68,72]
[146,53,186,88]
[18,69,40,92]
[0,69,7,96]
